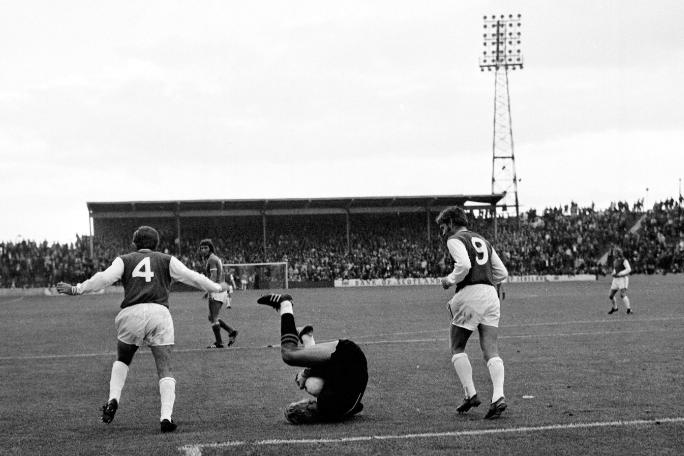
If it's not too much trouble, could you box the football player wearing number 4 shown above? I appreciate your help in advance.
[436,206,509,419]
[57,226,229,433]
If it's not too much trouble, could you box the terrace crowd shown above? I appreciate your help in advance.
[2,199,683,289]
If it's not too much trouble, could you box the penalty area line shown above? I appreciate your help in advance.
[359,327,671,347]
[353,315,684,340]
[178,417,684,455]
[2,327,678,361]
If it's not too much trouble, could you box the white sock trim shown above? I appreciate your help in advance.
[451,352,468,363]
[486,356,503,367]
[279,301,293,315]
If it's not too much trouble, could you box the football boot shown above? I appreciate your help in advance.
[227,330,239,346]
[484,396,507,420]
[160,419,177,433]
[101,398,118,424]
[456,394,481,414]
[257,293,293,310]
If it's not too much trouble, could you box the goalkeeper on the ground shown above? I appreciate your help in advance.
[257,293,367,424]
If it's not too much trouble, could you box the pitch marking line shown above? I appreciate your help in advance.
[178,417,684,455]
[1,326,681,361]
[354,327,675,347]
[356,316,684,339]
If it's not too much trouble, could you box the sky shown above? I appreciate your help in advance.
[1,0,683,243]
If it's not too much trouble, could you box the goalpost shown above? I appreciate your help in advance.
[223,262,289,290]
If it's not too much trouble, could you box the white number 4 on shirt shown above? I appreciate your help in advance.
[132,257,155,282]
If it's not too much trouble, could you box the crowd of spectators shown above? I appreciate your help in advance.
[2,199,683,289]
[492,202,639,276]
[621,198,684,274]
[0,236,95,289]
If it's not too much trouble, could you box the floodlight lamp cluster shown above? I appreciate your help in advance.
[483,14,521,20]
[479,13,523,71]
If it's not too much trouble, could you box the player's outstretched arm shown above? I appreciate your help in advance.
[56,258,125,296]
[169,257,224,293]
[56,282,78,295]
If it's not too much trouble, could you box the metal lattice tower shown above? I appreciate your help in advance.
[480,14,523,218]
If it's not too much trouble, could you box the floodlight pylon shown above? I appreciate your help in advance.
[480,14,523,219]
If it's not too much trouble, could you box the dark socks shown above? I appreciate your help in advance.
[218,319,234,334]
[280,313,298,348]
[212,324,222,345]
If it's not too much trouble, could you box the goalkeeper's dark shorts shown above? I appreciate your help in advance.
[316,339,368,421]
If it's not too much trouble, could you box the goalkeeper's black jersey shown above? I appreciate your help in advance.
[314,339,368,419]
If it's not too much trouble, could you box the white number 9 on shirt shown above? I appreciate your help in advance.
[470,237,489,265]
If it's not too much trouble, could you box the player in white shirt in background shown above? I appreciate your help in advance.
[225,268,238,306]
[608,247,633,314]
[57,226,228,433]
[436,206,509,419]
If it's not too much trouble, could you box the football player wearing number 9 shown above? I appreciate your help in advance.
[56,226,228,433]
[436,206,509,419]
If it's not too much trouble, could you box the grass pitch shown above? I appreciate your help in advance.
[1,276,683,455]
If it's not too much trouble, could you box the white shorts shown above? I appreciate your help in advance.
[610,276,629,291]
[447,284,501,331]
[209,290,228,305]
[114,303,174,347]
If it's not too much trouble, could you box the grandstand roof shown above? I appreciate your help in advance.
[87,194,504,218]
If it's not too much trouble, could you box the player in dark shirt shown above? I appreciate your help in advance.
[57,226,227,433]
[257,293,367,424]
[199,239,238,348]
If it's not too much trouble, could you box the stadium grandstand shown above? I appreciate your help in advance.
[86,194,503,288]
[1,196,682,290]
[87,194,504,252]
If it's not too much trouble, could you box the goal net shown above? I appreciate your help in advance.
[223,262,289,290]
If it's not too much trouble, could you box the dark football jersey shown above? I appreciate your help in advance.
[449,230,495,292]
[204,253,224,282]
[119,250,173,308]
[614,258,627,275]
[313,339,368,420]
